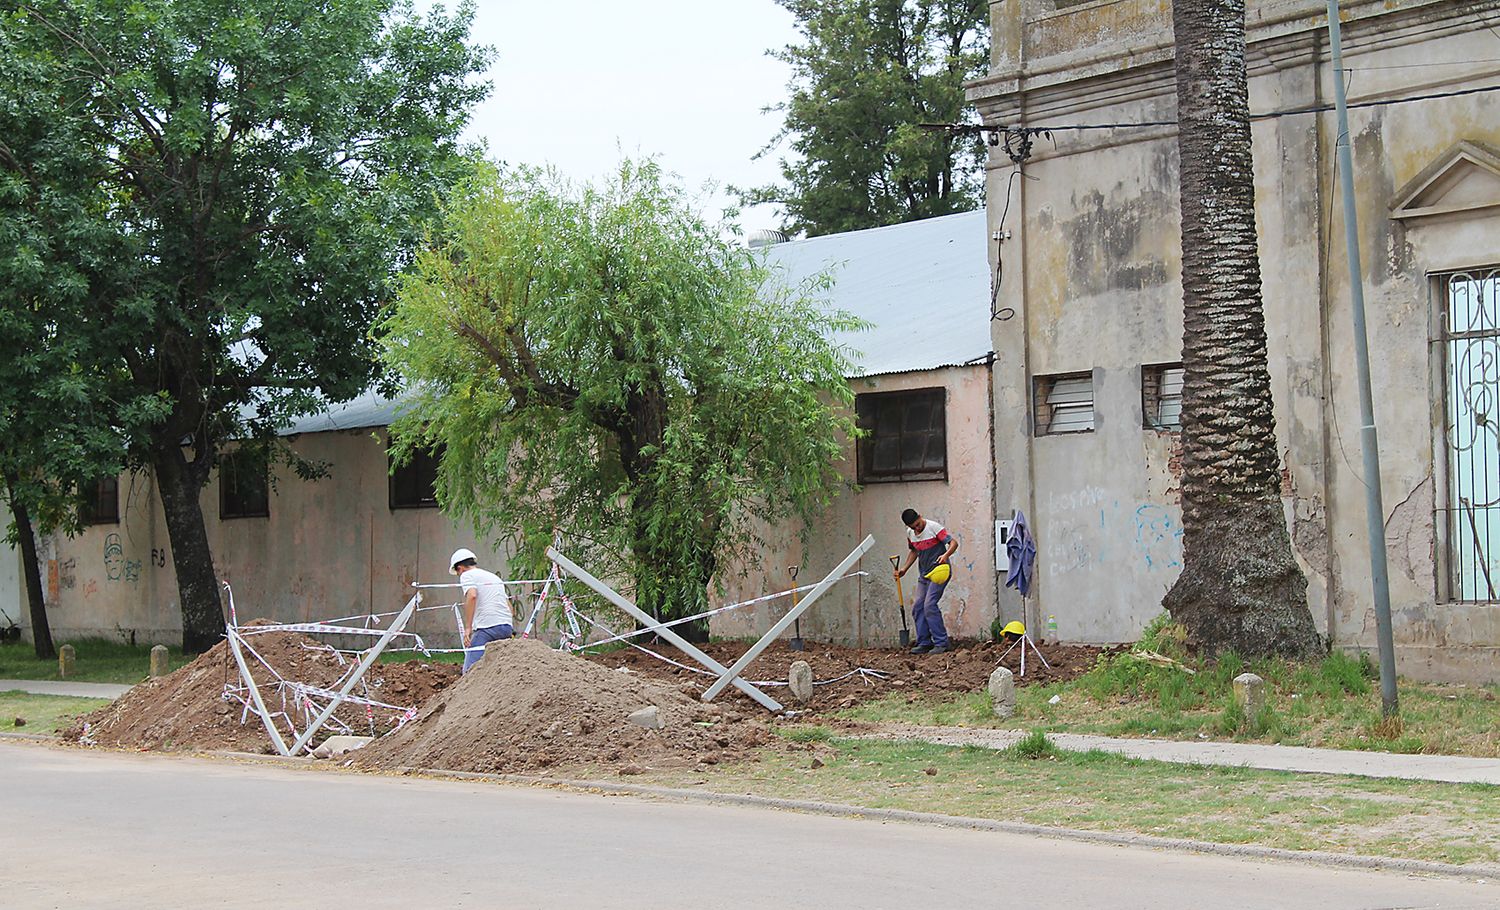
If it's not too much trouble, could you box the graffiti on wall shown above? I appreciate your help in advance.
[58,557,77,590]
[151,547,168,568]
[104,533,124,581]
[1040,487,1183,578]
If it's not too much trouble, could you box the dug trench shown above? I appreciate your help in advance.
[63,627,1105,774]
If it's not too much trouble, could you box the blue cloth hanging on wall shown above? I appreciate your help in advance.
[1005,509,1036,596]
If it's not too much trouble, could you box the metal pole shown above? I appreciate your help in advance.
[1327,0,1398,716]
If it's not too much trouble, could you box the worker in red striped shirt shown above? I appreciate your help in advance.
[894,508,959,654]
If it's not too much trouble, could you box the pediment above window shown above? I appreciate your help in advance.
[1391,141,1500,221]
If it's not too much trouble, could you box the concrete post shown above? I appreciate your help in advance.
[788,660,814,703]
[988,666,1016,718]
[149,644,170,678]
[58,644,76,678]
[1233,672,1265,718]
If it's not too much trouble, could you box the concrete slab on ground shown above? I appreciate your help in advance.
[0,679,130,699]
[869,724,1500,785]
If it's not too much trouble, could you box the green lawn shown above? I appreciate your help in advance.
[0,638,192,684]
[639,731,1500,867]
[841,630,1500,757]
[0,691,112,735]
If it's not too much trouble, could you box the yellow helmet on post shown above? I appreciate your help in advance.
[1002,621,1026,638]
[923,563,951,585]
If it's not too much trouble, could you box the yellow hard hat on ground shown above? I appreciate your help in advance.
[1002,621,1026,637]
[923,563,951,584]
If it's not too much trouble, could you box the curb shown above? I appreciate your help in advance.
[0,731,60,743]
[203,748,1499,883]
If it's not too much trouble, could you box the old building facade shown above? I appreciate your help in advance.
[970,0,1500,679]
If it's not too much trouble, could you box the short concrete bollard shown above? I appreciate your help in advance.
[1233,672,1265,718]
[788,660,814,703]
[149,644,170,678]
[988,666,1016,718]
[58,644,76,678]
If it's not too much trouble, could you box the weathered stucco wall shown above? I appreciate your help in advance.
[37,430,513,646]
[973,0,1500,679]
[40,365,996,650]
[713,365,998,647]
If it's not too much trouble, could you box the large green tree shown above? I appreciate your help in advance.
[0,32,164,658]
[381,161,863,637]
[0,0,489,650]
[1162,0,1322,657]
[742,0,989,237]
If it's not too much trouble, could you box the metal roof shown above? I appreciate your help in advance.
[763,209,992,377]
[278,211,992,436]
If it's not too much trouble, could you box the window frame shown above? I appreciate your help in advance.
[218,450,270,520]
[80,475,120,525]
[854,387,949,484]
[389,444,442,510]
[1142,362,1185,432]
[1033,372,1096,436]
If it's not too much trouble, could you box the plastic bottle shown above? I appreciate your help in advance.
[1047,614,1058,642]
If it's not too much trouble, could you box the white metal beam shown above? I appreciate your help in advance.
[701,535,874,702]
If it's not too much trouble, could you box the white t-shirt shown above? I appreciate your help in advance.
[459,567,514,630]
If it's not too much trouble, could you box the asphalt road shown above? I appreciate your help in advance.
[3,741,1494,910]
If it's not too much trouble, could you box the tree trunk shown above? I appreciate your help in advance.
[7,482,55,660]
[152,443,223,653]
[1163,0,1322,658]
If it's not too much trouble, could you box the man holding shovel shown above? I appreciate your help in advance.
[894,508,958,654]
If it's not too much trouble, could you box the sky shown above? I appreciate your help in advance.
[448,0,802,233]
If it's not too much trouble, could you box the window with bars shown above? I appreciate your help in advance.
[80,476,120,525]
[855,388,947,483]
[1143,363,1185,432]
[219,451,269,520]
[390,445,442,509]
[1034,372,1095,435]
[1441,267,1500,602]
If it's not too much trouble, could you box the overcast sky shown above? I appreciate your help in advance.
[450,1,802,233]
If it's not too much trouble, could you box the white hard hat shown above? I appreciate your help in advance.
[449,547,477,575]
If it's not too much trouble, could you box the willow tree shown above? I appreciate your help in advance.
[1162,0,1322,657]
[381,161,862,638]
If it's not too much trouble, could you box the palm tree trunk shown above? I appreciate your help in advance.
[1163,0,1322,658]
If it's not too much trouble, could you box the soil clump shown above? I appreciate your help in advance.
[64,624,457,753]
[357,638,772,774]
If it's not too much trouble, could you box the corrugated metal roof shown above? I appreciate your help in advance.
[763,209,992,377]
[277,211,992,436]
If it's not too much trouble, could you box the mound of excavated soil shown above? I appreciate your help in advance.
[356,637,773,774]
[66,625,458,754]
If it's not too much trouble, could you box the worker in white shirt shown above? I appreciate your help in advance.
[449,547,514,672]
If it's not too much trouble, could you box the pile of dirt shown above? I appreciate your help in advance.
[356,637,774,775]
[589,638,1113,712]
[65,625,458,754]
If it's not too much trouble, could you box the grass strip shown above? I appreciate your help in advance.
[641,732,1500,867]
[0,691,112,735]
[0,638,193,684]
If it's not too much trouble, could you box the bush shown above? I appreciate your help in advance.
[1003,729,1061,760]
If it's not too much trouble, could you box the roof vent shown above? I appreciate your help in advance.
[747,229,789,249]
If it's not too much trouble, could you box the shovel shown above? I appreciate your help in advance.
[889,555,911,648]
[788,565,805,651]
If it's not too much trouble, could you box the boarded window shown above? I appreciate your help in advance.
[219,451,269,520]
[855,388,947,483]
[390,445,441,510]
[80,476,120,525]
[1034,373,1095,435]
[1441,268,1500,601]
[1143,363,1185,431]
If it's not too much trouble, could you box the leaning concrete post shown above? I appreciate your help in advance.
[1233,672,1265,719]
[149,645,170,678]
[788,660,814,703]
[58,644,76,678]
[988,666,1016,718]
